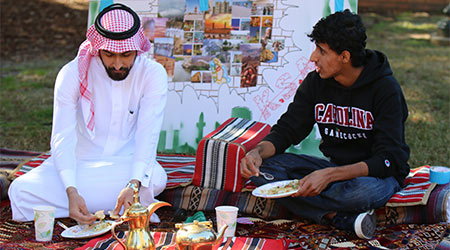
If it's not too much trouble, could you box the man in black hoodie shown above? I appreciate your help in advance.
[240,9,410,239]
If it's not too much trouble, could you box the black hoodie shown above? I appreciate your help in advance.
[264,50,410,186]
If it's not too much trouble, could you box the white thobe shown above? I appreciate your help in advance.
[8,55,168,221]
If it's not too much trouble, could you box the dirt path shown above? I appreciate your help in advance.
[0,0,89,63]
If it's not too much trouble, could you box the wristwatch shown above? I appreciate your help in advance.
[125,181,140,191]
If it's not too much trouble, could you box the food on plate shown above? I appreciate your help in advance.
[262,180,299,195]
[80,220,113,234]
[108,210,120,219]
[94,210,105,220]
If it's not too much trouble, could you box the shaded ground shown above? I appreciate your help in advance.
[0,0,89,63]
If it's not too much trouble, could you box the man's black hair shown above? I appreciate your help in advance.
[308,9,367,67]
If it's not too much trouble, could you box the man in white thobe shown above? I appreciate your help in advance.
[8,4,168,224]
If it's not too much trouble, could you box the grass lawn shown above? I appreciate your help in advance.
[0,12,449,168]
[363,12,449,167]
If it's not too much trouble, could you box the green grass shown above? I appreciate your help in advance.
[1,12,449,168]
[363,12,450,167]
[0,60,66,150]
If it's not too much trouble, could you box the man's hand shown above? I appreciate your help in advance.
[240,141,276,179]
[66,187,96,225]
[291,162,369,197]
[292,168,333,197]
[240,149,263,178]
[111,180,140,216]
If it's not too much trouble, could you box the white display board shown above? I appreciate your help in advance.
[89,0,358,154]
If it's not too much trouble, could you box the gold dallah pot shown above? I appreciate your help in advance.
[111,186,171,250]
[175,220,228,250]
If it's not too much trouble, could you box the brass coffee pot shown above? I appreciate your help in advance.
[175,220,228,250]
[111,186,171,250]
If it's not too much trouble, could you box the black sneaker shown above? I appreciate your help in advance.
[354,210,376,239]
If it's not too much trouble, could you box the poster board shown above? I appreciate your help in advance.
[88,0,358,155]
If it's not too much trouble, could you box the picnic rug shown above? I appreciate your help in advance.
[1,148,450,249]
[0,199,449,250]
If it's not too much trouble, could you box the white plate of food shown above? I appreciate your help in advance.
[61,220,115,239]
[252,179,299,198]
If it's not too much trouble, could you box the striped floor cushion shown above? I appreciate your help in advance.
[9,152,51,179]
[386,165,437,207]
[193,118,271,192]
[377,182,449,225]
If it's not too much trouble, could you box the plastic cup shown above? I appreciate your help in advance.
[33,205,56,242]
[215,205,239,237]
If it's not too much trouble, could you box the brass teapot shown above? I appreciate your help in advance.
[111,186,171,250]
[175,220,228,250]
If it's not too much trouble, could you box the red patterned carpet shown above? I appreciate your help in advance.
[0,199,448,250]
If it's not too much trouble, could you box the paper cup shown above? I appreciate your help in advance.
[33,205,56,242]
[215,206,238,237]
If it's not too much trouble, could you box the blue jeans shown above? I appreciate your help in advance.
[250,153,401,224]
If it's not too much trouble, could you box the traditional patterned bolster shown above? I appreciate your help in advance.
[376,182,449,225]
[193,118,271,192]
[156,185,289,219]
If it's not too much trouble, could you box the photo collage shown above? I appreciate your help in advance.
[142,0,282,87]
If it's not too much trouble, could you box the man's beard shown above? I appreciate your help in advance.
[104,66,132,81]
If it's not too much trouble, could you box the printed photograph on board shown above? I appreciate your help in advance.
[204,0,232,39]
[159,0,185,29]
[142,17,168,43]
[185,0,203,16]
[166,28,184,56]
[154,55,175,78]
[183,44,193,55]
[173,56,192,82]
[202,39,225,57]
[191,55,213,71]
[240,18,251,30]
[232,0,252,17]
[154,37,174,57]
[230,30,250,42]
[194,19,204,30]
[231,18,240,30]
[184,20,194,31]
[202,71,212,83]
[193,44,203,55]
[240,43,261,87]
[230,50,242,76]
[193,31,204,43]
[184,32,194,43]
[251,1,273,16]
[191,71,202,83]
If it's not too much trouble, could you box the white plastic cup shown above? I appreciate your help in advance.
[33,205,56,242]
[215,205,239,237]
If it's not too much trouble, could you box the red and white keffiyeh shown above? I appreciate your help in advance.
[77,7,151,133]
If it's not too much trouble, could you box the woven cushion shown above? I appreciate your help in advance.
[156,185,290,219]
[0,170,10,201]
[377,183,449,225]
[386,165,437,207]
[8,152,51,179]
[193,118,271,192]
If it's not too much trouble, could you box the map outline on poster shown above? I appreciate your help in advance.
[88,0,358,155]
